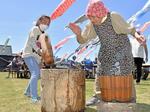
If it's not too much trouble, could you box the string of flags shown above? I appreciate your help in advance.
[51,0,76,20]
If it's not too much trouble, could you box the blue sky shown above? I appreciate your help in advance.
[0,0,150,62]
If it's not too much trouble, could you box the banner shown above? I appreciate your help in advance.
[54,35,75,50]
[77,46,88,55]
[51,0,76,20]
[60,53,68,61]
[128,0,150,24]
[140,21,150,33]
[84,46,97,58]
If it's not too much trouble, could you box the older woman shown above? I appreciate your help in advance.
[69,1,145,105]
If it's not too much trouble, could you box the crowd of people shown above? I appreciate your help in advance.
[6,55,30,78]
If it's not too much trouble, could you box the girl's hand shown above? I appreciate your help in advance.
[37,49,42,56]
[69,23,81,36]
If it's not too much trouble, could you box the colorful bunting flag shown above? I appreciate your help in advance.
[128,0,150,25]
[140,21,150,33]
[60,53,68,61]
[77,46,88,55]
[54,35,75,50]
[51,0,76,20]
[84,46,97,58]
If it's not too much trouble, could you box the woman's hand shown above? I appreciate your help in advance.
[134,32,146,45]
[136,35,146,45]
[69,23,82,36]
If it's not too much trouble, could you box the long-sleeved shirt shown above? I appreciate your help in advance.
[22,26,42,63]
[79,12,136,44]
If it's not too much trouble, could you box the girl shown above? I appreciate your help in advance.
[22,15,50,103]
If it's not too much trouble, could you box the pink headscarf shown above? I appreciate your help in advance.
[86,1,109,18]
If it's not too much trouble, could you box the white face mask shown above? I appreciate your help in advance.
[39,24,48,31]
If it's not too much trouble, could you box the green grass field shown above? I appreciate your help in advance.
[0,72,150,112]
